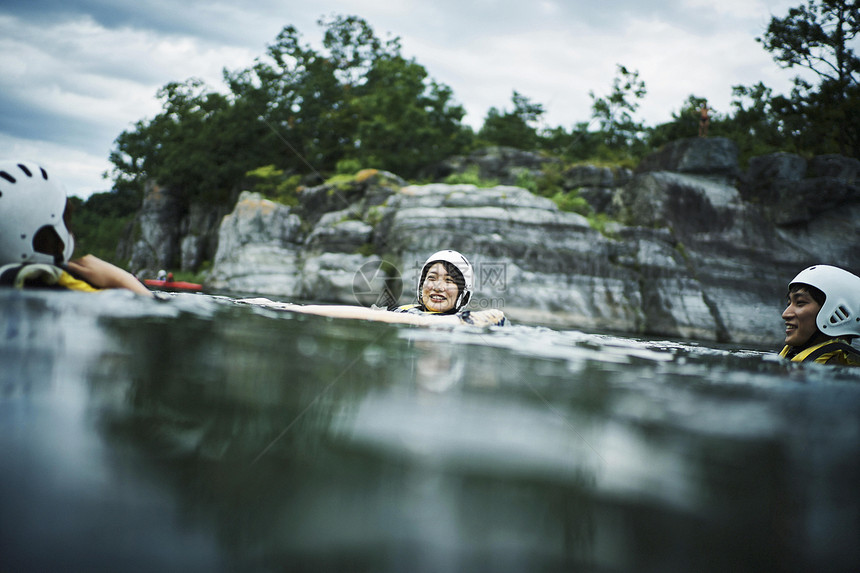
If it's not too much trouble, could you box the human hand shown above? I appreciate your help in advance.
[461,309,506,327]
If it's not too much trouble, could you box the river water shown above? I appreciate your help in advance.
[2,288,859,572]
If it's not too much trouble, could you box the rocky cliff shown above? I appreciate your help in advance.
[121,180,233,274]
[131,139,860,345]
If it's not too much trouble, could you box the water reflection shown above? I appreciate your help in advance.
[1,289,859,571]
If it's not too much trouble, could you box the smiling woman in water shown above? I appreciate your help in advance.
[392,250,473,313]
[779,265,860,366]
[238,249,506,327]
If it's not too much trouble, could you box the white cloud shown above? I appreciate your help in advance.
[3,14,255,113]
[0,133,114,197]
[408,10,797,131]
[0,13,259,196]
[682,0,793,22]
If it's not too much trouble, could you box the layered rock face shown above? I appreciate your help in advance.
[123,180,231,275]
[141,141,860,345]
[125,181,182,273]
[207,170,406,303]
[206,192,303,296]
[611,139,857,343]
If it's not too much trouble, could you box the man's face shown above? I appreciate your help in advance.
[782,288,822,347]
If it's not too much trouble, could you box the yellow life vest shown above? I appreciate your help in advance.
[0,263,101,292]
[779,338,860,367]
[396,303,442,314]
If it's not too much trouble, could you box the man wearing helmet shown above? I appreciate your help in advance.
[779,265,860,366]
[0,160,152,295]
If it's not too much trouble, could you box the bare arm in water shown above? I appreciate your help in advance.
[238,298,505,327]
[66,255,153,296]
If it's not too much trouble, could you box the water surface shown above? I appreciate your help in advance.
[2,289,859,572]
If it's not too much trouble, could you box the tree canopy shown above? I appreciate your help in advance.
[757,0,860,154]
[106,4,859,211]
[589,64,647,152]
[478,91,545,149]
[109,15,472,206]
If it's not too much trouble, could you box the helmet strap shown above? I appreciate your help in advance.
[458,291,471,309]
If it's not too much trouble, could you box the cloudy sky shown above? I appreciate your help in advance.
[1,0,806,198]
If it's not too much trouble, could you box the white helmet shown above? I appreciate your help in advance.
[0,160,74,266]
[789,265,860,337]
[417,249,474,311]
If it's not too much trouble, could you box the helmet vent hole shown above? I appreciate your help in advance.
[831,305,850,324]
[33,226,66,264]
[17,164,32,177]
[40,167,48,180]
[0,171,15,184]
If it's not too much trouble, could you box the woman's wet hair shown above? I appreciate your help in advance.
[789,283,825,306]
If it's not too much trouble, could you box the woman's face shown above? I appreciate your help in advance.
[782,288,822,347]
[421,262,459,313]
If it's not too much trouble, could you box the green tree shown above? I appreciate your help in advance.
[478,91,545,149]
[230,18,363,179]
[589,64,647,153]
[758,0,860,155]
[224,14,471,179]
[723,83,795,161]
[109,15,472,202]
[68,189,141,262]
[759,0,859,87]
[350,53,472,176]
[110,79,266,205]
[538,121,605,163]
